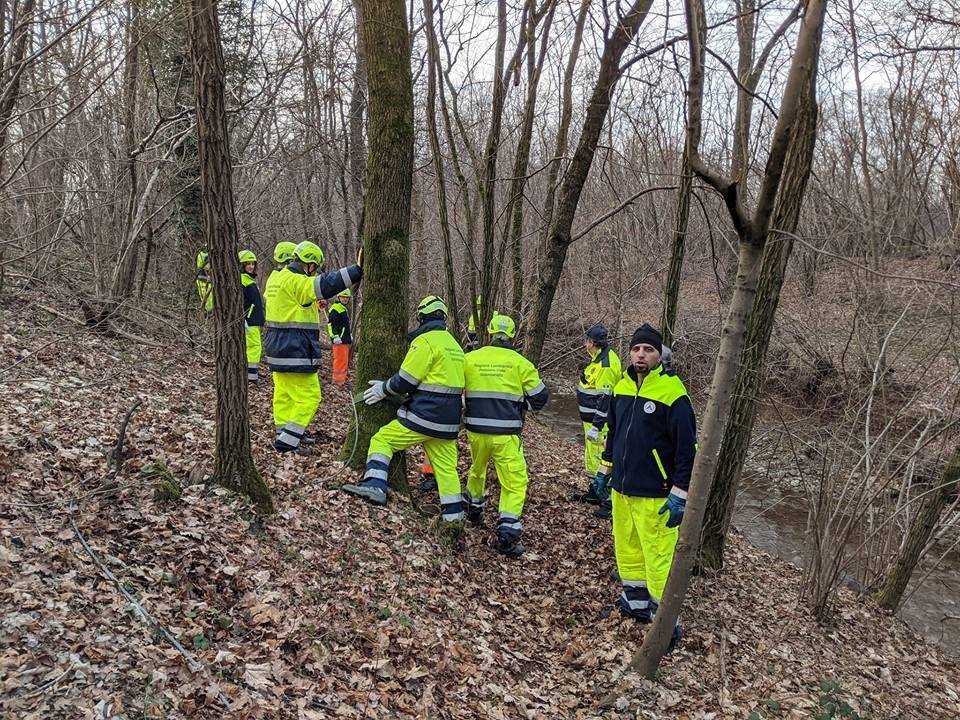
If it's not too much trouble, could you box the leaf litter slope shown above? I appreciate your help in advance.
[1,294,958,719]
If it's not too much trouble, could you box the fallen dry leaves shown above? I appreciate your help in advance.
[1,291,959,719]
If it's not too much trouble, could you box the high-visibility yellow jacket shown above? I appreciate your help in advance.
[327,301,351,343]
[263,261,362,373]
[263,267,284,309]
[383,320,465,439]
[463,341,550,434]
[195,250,213,311]
[576,346,621,429]
[601,364,697,498]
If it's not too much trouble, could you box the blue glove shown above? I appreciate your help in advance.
[658,490,686,528]
[592,468,611,500]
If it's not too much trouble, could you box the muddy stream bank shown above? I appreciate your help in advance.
[533,392,960,657]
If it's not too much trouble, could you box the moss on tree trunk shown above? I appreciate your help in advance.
[346,0,414,492]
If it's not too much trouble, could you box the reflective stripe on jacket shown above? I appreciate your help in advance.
[576,346,621,428]
[263,261,362,373]
[601,364,697,498]
[384,320,465,439]
[463,342,549,434]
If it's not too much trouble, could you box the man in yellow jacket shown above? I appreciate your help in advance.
[575,324,621,517]
[195,250,213,311]
[263,241,297,310]
[342,296,466,522]
[326,288,353,384]
[463,313,550,556]
[597,323,696,652]
[264,241,362,454]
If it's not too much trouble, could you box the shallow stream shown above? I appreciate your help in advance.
[535,393,960,657]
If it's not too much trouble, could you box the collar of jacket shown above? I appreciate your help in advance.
[407,318,447,342]
[490,337,514,350]
[590,345,609,364]
[287,261,309,276]
[627,362,664,385]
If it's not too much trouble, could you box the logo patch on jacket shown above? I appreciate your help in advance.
[643,401,656,414]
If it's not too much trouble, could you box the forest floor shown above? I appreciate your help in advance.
[2,289,960,719]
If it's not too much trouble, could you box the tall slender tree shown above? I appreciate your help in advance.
[184,0,272,512]
[525,0,655,364]
[700,57,821,569]
[629,0,829,677]
[347,0,414,481]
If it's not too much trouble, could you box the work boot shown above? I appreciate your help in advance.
[418,473,437,492]
[300,433,317,446]
[618,599,652,624]
[572,484,602,504]
[666,624,682,654]
[274,440,312,456]
[593,498,611,518]
[494,535,525,558]
[341,482,387,506]
[465,504,484,526]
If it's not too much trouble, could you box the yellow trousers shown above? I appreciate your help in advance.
[363,419,462,521]
[612,491,678,604]
[466,432,528,516]
[466,431,528,541]
[272,371,322,449]
[245,325,262,382]
[582,422,608,477]
[196,279,213,311]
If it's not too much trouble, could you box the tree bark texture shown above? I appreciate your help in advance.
[348,0,368,258]
[108,0,143,302]
[631,0,828,678]
[0,0,35,180]
[477,0,508,341]
[536,0,590,266]
[423,0,460,332]
[505,0,556,320]
[525,0,654,364]
[185,0,272,513]
[875,445,960,611]
[700,50,821,570]
[349,0,414,488]
[661,144,693,346]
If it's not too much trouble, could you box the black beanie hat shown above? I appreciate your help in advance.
[630,323,662,354]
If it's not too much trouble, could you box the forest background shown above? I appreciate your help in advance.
[2,0,960,715]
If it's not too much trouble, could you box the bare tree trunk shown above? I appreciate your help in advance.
[537,0,590,266]
[498,0,556,319]
[525,0,655,364]
[700,54,821,570]
[422,0,460,331]
[185,0,272,513]
[0,0,35,179]
[108,0,142,302]
[629,0,828,678]
[875,446,960,611]
[348,0,367,257]
[477,0,508,339]
[660,144,692,345]
[348,0,414,489]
